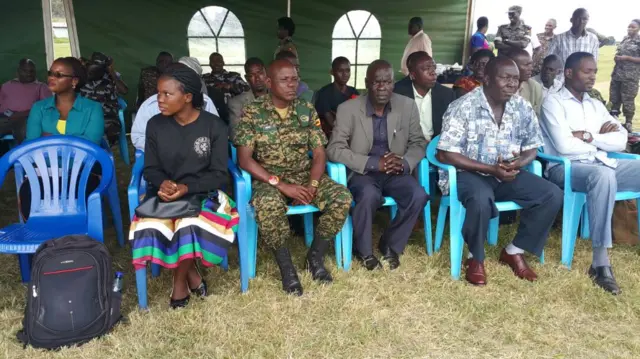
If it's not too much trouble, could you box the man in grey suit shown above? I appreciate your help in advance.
[228,57,268,138]
[327,60,429,270]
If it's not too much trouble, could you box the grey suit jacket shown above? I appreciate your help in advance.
[327,93,427,175]
[228,91,255,138]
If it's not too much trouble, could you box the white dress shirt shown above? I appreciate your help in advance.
[540,87,627,170]
[131,94,218,151]
[400,30,433,76]
[532,75,563,98]
[412,84,433,141]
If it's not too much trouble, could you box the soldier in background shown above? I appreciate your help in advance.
[234,60,352,296]
[609,19,640,131]
[494,6,531,57]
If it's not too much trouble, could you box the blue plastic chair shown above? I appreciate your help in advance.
[228,144,349,290]
[332,158,433,271]
[0,136,116,282]
[117,97,131,166]
[127,152,241,309]
[537,150,640,268]
[427,135,544,280]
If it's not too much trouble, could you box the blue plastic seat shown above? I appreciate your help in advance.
[537,150,640,268]
[117,97,131,166]
[128,151,242,309]
[228,144,349,290]
[331,158,433,271]
[427,135,544,280]
[0,136,117,282]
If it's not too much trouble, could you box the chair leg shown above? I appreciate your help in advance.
[562,197,584,269]
[303,213,314,247]
[580,208,590,240]
[539,249,545,264]
[18,254,32,283]
[424,201,433,256]
[334,231,343,270]
[237,220,250,293]
[488,216,499,246]
[221,255,229,271]
[449,204,464,280]
[435,202,449,252]
[249,218,258,279]
[107,176,125,247]
[135,267,148,310]
[342,216,353,271]
[390,205,398,221]
[119,113,130,166]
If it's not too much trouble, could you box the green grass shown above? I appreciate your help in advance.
[1,145,640,358]
[53,37,71,59]
[596,46,639,129]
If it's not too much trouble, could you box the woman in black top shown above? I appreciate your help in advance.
[129,63,236,309]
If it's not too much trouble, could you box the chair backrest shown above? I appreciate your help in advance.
[426,135,440,164]
[117,97,127,111]
[0,136,114,219]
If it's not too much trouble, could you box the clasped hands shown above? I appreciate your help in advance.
[158,180,188,202]
[277,181,318,206]
[378,152,405,175]
[493,151,521,182]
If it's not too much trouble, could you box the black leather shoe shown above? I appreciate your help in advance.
[378,240,400,270]
[170,295,190,309]
[354,252,382,271]
[306,238,333,283]
[274,248,303,296]
[588,266,622,295]
[190,279,208,298]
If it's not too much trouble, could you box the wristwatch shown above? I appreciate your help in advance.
[582,132,592,142]
[268,175,280,186]
[310,180,320,188]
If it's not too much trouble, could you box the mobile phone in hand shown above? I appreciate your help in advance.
[504,156,520,163]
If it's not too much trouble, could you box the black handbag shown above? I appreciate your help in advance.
[135,194,204,219]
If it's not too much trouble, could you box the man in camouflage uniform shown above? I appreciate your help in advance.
[81,58,120,144]
[202,52,250,104]
[135,51,173,109]
[234,59,352,296]
[610,19,640,130]
[275,17,298,58]
[494,6,532,57]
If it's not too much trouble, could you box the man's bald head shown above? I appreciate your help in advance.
[484,56,518,78]
[366,60,394,107]
[506,49,533,81]
[266,59,299,104]
[366,60,392,79]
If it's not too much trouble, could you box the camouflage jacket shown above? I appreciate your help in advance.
[612,35,640,82]
[80,73,119,118]
[274,36,298,58]
[233,96,326,176]
[202,70,250,103]
[495,20,532,56]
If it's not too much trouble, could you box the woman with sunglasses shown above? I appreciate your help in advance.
[19,57,104,221]
[25,56,104,144]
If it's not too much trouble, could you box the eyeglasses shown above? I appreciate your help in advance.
[47,71,74,79]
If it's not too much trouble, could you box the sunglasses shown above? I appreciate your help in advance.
[47,71,74,79]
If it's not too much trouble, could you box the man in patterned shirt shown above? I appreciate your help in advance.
[436,56,562,286]
[202,52,250,103]
[547,8,599,82]
[234,60,352,296]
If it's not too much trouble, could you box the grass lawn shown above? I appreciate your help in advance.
[597,46,640,130]
[0,145,640,359]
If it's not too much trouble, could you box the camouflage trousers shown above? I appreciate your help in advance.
[610,79,639,122]
[252,172,352,250]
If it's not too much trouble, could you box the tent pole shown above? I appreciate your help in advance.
[462,0,476,65]
[287,0,291,17]
[41,0,55,66]
[63,0,81,58]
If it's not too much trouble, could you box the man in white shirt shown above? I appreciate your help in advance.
[533,54,563,98]
[400,17,433,76]
[393,51,456,141]
[540,52,640,296]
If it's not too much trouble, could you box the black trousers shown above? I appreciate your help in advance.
[348,172,429,256]
[457,171,562,261]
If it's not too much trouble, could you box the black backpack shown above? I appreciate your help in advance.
[17,235,123,349]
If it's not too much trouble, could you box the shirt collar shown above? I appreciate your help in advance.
[412,84,431,100]
[567,28,588,38]
[412,30,424,39]
[476,87,516,120]
[558,86,592,103]
[42,94,84,111]
[365,97,391,117]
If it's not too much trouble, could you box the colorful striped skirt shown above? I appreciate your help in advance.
[129,191,239,270]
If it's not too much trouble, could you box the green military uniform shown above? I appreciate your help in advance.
[610,35,640,125]
[233,96,352,250]
[495,20,532,56]
[275,36,298,59]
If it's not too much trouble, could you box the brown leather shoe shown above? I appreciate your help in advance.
[464,258,487,286]
[499,249,538,282]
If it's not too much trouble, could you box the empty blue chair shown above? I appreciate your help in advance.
[537,150,640,268]
[0,136,116,282]
[228,144,348,289]
[332,158,433,271]
[117,97,131,165]
[128,152,241,309]
[427,135,544,280]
